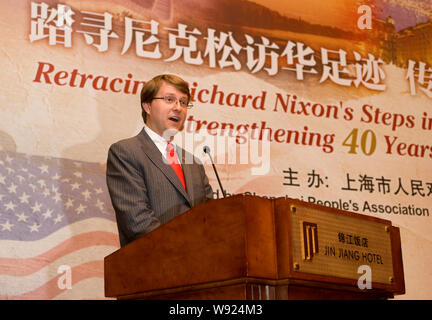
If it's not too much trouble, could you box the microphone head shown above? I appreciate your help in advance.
[203,145,210,154]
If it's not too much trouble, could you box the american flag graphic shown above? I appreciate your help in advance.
[0,150,120,299]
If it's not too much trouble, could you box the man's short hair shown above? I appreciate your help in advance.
[140,74,191,123]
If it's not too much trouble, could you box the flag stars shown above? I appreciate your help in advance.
[53,214,63,224]
[42,188,51,197]
[6,167,15,174]
[52,192,61,203]
[81,189,92,201]
[37,179,46,188]
[0,154,114,238]
[16,212,29,222]
[65,198,74,209]
[52,173,61,180]
[19,192,30,204]
[29,223,40,232]
[1,220,14,231]
[4,201,16,211]
[7,183,17,194]
[31,202,42,213]
[42,209,53,219]
[75,204,87,214]
[71,182,81,190]
[38,164,49,174]
[95,199,105,210]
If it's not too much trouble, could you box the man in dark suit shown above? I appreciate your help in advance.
[106,74,213,247]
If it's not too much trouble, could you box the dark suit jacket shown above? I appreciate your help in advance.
[106,128,213,246]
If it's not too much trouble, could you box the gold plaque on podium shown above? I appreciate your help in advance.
[290,204,394,285]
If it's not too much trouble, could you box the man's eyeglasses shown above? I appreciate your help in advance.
[152,95,193,108]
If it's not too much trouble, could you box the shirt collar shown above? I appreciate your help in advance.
[144,124,177,155]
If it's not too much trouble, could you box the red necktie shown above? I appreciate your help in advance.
[166,142,186,190]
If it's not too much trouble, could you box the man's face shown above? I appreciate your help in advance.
[142,81,188,139]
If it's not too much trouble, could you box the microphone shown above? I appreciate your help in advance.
[203,146,226,198]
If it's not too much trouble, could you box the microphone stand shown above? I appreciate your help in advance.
[203,146,226,198]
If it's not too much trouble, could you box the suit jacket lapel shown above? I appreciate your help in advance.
[138,128,192,206]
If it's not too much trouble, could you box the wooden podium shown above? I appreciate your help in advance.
[104,195,405,299]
